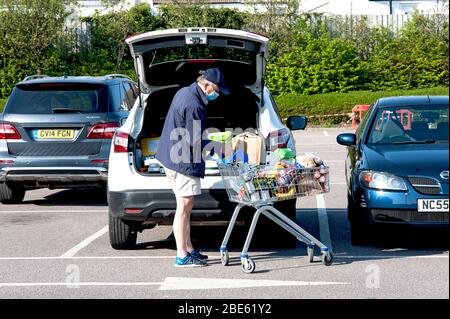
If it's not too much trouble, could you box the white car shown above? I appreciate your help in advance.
[107,28,307,249]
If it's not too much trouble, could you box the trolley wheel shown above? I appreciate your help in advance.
[220,250,229,266]
[321,252,334,266]
[241,258,256,274]
[307,246,315,263]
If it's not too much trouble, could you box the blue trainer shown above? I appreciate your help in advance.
[175,254,207,268]
[190,249,209,261]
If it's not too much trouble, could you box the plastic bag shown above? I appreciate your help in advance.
[274,148,296,161]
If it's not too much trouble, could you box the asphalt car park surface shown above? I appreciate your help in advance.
[0,128,448,299]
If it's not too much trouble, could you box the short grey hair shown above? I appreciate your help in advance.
[197,75,207,84]
[197,70,207,84]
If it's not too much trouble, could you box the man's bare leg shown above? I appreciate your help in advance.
[186,218,194,253]
[173,196,194,258]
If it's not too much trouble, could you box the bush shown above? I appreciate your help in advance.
[159,4,247,29]
[266,35,370,95]
[367,14,449,90]
[0,0,72,97]
[265,12,449,95]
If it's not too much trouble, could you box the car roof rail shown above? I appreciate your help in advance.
[104,74,132,80]
[22,74,49,82]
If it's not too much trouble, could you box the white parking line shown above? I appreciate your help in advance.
[0,277,350,289]
[316,194,333,252]
[0,254,447,261]
[0,256,195,260]
[336,255,449,259]
[307,150,346,153]
[323,131,329,136]
[0,282,163,287]
[60,226,108,258]
[0,210,108,214]
[295,143,337,146]
[159,277,350,290]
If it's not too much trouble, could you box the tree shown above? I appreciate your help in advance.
[0,0,74,96]
[75,2,164,76]
[158,3,246,29]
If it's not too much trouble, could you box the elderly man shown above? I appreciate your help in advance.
[156,68,229,267]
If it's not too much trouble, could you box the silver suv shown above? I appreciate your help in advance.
[0,74,137,203]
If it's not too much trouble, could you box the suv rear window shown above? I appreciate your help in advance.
[4,83,109,114]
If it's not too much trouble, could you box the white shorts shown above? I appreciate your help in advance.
[164,167,202,198]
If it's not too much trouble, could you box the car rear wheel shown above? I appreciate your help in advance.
[0,183,25,204]
[109,210,138,250]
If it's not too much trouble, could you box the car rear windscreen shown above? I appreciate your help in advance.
[4,83,109,114]
[143,45,257,87]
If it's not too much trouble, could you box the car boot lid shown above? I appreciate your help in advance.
[125,28,269,95]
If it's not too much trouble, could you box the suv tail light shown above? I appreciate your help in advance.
[0,123,21,140]
[267,128,291,151]
[87,122,119,139]
[113,131,129,153]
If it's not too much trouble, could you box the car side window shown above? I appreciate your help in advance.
[118,83,131,111]
[131,83,139,98]
[268,93,283,121]
[356,104,373,141]
[123,82,137,110]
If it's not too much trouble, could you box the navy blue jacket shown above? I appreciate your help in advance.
[156,83,209,178]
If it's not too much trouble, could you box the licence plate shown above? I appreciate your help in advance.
[417,199,449,212]
[34,129,75,140]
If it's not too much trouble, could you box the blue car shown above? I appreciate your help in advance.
[337,96,449,245]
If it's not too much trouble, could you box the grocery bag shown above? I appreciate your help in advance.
[231,132,266,165]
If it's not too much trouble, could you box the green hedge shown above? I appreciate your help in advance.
[275,86,449,125]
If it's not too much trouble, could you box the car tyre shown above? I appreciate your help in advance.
[348,193,372,246]
[0,183,25,204]
[350,219,371,246]
[109,209,138,250]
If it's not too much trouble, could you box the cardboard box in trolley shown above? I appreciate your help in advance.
[231,132,266,165]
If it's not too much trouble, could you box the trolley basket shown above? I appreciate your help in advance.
[218,163,330,207]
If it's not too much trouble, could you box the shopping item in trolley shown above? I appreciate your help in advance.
[220,163,329,206]
[217,162,333,273]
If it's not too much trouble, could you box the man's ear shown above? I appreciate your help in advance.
[199,82,208,93]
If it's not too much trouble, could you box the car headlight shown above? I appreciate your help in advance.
[359,171,407,191]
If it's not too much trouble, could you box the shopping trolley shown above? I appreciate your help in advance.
[217,162,333,273]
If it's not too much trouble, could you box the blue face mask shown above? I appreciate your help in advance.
[207,90,219,101]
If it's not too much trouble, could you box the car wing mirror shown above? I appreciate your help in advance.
[286,116,308,131]
[337,133,357,146]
